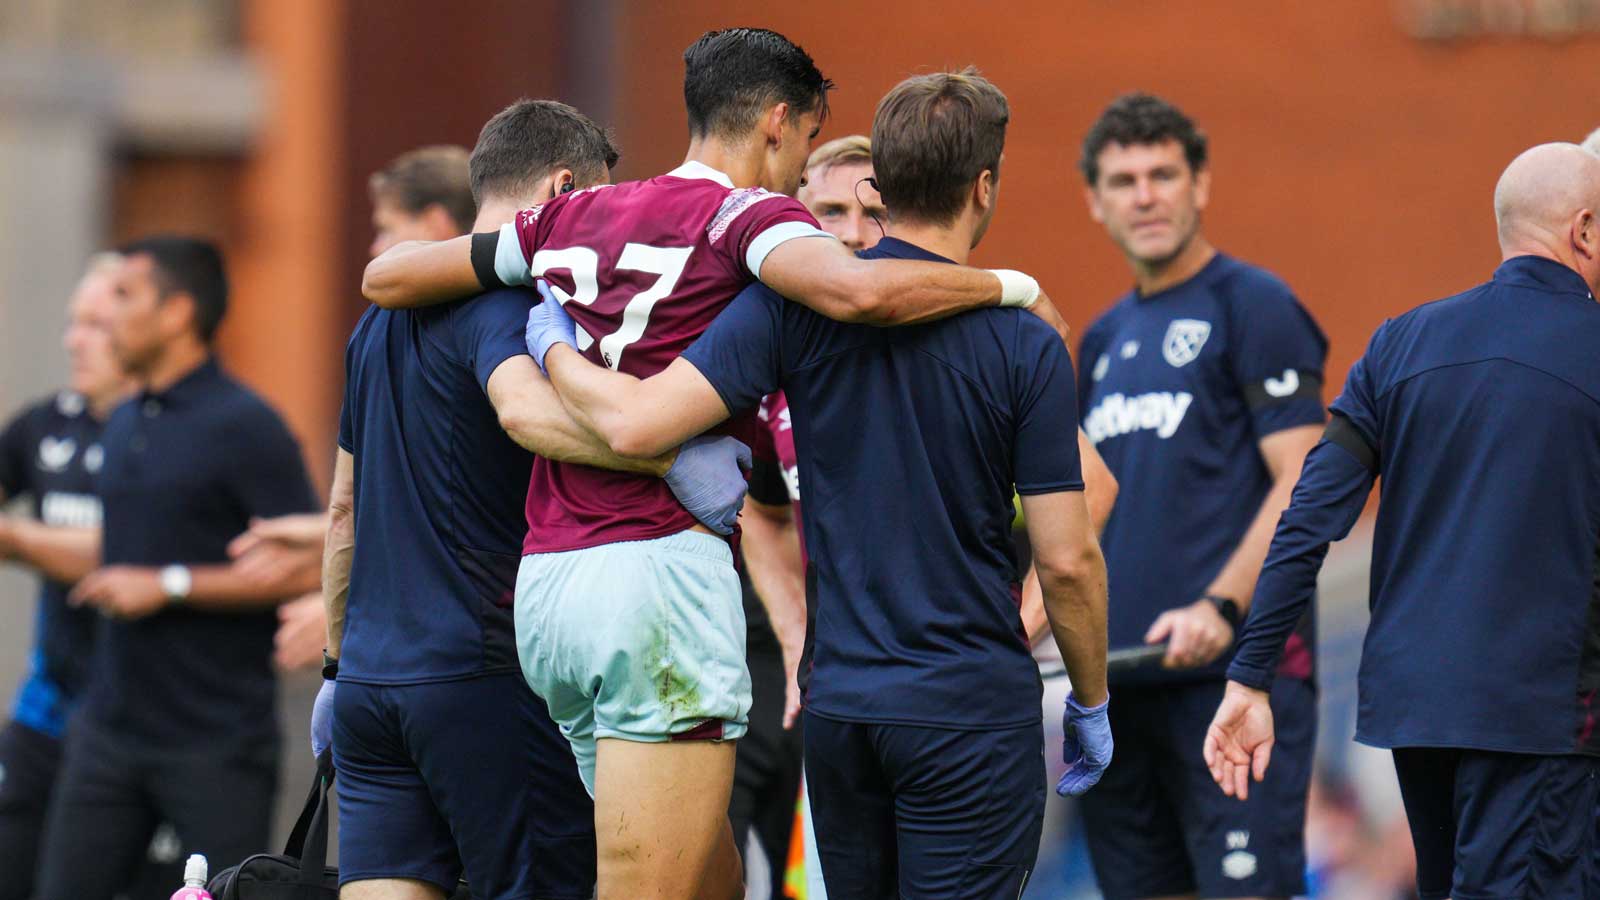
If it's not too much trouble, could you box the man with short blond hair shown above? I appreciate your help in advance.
[795,135,883,252]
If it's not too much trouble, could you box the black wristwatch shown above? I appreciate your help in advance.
[321,651,339,681]
[1203,594,1241,629]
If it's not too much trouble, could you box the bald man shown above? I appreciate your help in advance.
[1202,142,1600,900]
[1583,126,1600,157]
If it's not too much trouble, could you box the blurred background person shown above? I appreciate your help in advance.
[1074,93,1326,900]
[34,237,320,896]
[233,144,479,673]
[367,144,476,256]
[0,254,186,899]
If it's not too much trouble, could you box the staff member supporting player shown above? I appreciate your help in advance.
[1207,142,1600,900]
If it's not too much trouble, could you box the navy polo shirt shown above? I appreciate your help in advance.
[683,237,1084,729]
[1078,253,1327,684]
[1230,256,1600,756]
[0,391,107,738]
[336,290,535,684]
[88,358,317,751]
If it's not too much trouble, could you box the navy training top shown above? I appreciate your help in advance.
[683,237,1084,729]
[1078,253,1327,685]
[0,392,107,738]
[89,359,317,753]
[1230,256,1600,757]
[337,289,536,684]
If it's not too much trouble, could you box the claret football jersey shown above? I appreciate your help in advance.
[492,161,831,554]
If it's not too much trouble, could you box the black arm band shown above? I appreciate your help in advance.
[1243,372,1324,410]
[470,231,506,290]
[1324,412,1378,474]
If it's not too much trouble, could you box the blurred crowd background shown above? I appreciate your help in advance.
[1,1,1597,897]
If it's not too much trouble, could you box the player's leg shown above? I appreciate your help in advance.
[802,713,895,899]
[1389,747,1459,900]
[406,673,597,900]
[519,531,752,899]
[592,737,741,899]
[34,721,160,899]
[884,721,1046,899]
[1078,686,1197,900]
[1449,749,1600,899]
[0,720,66,900]
[332,681,461,899]
[1167,678,1313,900]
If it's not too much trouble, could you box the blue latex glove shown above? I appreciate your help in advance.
[1056,692,1112,796]
[664,436,752,535]
[310,678,336,758]
[525,280,576,372]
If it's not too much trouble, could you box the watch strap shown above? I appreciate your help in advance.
[1203,594,1241,629]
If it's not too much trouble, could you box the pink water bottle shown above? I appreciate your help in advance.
[170,854,213,900]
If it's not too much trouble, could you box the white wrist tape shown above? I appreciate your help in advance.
[991,269,1040,309]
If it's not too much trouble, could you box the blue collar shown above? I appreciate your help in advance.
[867,237,956,264]
[140,357,221,408]
[1492,255,1594,301]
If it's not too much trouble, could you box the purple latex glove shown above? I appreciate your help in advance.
[525,280,576,371]
[1056,691,1112,796]
[664,436,752,535]
[310,678,336,758]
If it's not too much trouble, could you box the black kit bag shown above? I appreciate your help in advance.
[207,750,472,900]
[207,750,339,899]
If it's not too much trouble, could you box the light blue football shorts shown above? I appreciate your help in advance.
[514,530,751,796]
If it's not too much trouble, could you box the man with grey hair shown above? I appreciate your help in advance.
[1582,125,1600,157]
[1207,142,1600,900]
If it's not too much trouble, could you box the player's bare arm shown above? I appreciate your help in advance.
[322,447,354,659]
[0,516,100,584]
[757,235,1052,327]
[1023,430,1118,644]
[486,355,674,476]
[1020,490,1109,707]
[740,496,807,728]
[362,234,480,309]
[543,348,732,460]
[1146,423,1321,668]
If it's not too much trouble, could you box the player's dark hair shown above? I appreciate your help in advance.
[118,235,229,342]
[1079,92,1208,185]
[871,67,1009,225]
[682,28,833,140]
[470,99,619,206]
[368,146,476,232]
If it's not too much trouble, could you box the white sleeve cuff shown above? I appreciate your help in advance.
[495,223,533,287]
[747,221,836,279]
